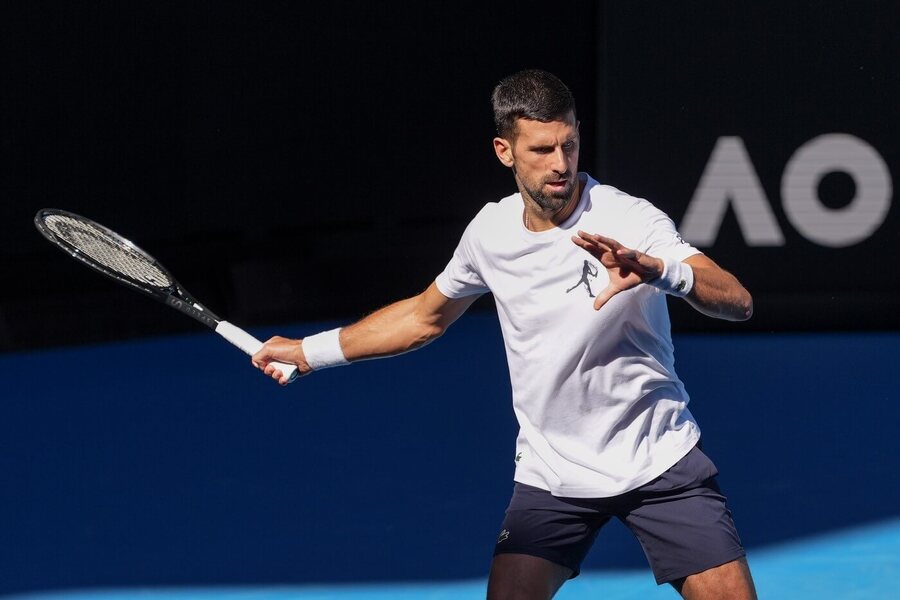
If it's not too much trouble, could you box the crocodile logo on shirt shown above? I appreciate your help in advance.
[566,260,599,298]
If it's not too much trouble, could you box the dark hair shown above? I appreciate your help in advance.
[491,69,576,139]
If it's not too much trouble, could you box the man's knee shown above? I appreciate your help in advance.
[487,553,573,600]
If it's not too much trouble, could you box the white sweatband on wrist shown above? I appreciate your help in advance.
[650,258,694,297]
[301,328,349,371]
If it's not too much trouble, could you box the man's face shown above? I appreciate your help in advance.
[494,111,580,213]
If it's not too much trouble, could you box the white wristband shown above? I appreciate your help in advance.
[301,328,349,371]
[650,258,694,297]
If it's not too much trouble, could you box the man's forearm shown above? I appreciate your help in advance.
[338,295,445,362]
[684,263,753,322]
[253,283,476,383]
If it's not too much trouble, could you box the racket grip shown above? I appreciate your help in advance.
[215,321,298,383]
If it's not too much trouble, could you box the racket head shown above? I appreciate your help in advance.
[34,208,177,298]
[35,208,294,380]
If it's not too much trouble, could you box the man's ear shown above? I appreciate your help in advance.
[493,136,514,168]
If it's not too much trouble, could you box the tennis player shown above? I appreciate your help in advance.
[253,69,757,600]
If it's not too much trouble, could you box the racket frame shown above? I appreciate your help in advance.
[35,208,222,328]
[35,208,297,382]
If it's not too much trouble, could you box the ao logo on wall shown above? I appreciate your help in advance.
[680,134,893,247]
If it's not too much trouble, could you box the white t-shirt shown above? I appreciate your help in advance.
[435,174,702,498]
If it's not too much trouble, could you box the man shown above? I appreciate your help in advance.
[252,69,757,599]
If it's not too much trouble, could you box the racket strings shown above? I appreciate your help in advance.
[43,214,173,289]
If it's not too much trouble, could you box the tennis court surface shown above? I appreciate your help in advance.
[6,517,899,599]
[3,324,898,598]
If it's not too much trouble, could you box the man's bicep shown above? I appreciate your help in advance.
[683,253,716,270]
[420,281,483,331]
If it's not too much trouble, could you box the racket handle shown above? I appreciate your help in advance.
[215,321,299,383]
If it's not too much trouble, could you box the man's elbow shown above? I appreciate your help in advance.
[408,322,446,350]
[734,289,753,321]
[422,323,447,343]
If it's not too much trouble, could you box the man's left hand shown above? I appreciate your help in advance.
[572,231,664,311]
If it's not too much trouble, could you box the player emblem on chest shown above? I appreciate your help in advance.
[565,260,600,298]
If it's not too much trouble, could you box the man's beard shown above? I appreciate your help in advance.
[523,175,577,213]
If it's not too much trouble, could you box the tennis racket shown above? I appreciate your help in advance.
[34,208,298,383]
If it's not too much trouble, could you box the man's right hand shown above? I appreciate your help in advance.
[252,336,312,385]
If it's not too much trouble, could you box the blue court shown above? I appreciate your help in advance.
[7,518,900,598]
[3,321,899,598]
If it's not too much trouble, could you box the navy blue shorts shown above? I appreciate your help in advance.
[493,443,746,584]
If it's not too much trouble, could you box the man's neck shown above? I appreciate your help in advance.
[523,177,584,232]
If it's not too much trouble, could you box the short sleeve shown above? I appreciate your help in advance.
[435,221,490,298]
[634,201,701,263]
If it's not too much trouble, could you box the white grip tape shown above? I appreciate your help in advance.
[215,321,298,383]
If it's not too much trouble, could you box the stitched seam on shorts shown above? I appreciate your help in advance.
[623,516,661,579]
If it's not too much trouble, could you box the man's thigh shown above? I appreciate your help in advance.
[672,557,757,600]
[490,444,750,593]
[487,553,573,600]
[619,445,747,585]
[493,482,609,578]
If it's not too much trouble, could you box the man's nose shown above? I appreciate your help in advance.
[551,147,568,173]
